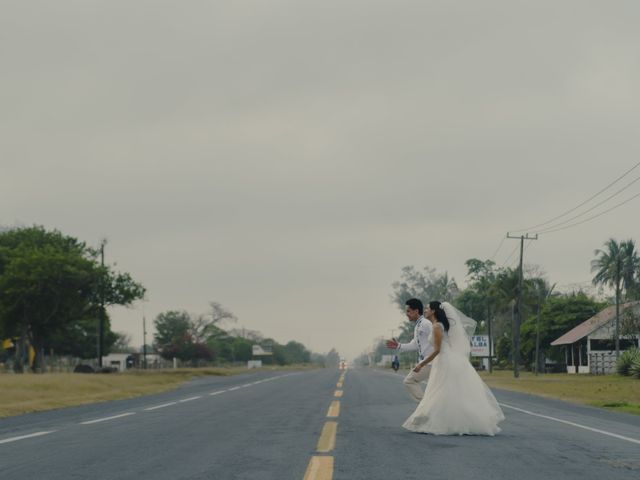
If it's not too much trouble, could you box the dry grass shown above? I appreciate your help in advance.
[0,365,313,418]
[480,370,640,415]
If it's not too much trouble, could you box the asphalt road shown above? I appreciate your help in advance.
[1,367,639,479]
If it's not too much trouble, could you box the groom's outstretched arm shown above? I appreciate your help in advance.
[393,337,417,353]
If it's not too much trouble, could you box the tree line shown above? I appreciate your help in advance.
[0,226,338,372]
[151,304,339,367]
[0,226,145,372]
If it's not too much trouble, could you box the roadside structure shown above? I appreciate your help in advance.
[550,301,640,374]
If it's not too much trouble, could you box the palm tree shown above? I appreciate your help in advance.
[591,238,638,357]
[433,272,459,302]
[529,278,556,375]
[620,240,640,300]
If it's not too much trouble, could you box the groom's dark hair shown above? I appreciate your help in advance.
[405,298,423,314]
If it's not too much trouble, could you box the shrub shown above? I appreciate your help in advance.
[617,348,640,376]
[630,354,640,379]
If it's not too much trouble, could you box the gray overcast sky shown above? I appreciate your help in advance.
[3,1,640,359]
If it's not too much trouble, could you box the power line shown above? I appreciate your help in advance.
[490,236,507,261]
[505,238,535,268]
[511,161,640,233]
[536,189,640,235]
[532,174,640,234]
[501,243,520,267]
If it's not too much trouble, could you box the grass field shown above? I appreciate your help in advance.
[480,370,640,415]
[0,365,313,418]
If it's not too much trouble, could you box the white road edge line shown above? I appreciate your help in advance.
[500,403,640,445]
[179,396,202,403]
[80,412,136,425]
[0,431,55,445]
[210,390,227,396]
[144,402,177,411]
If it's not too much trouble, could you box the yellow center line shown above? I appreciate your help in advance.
[334,390,343,398]
[326,400,340,418]
[303,456,334,480]
[316,421,338,453]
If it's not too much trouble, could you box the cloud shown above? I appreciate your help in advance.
[3,1,640,358]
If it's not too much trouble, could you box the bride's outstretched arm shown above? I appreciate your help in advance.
[413,325,442,372]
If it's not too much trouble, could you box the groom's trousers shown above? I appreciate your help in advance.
[403,365,431,402]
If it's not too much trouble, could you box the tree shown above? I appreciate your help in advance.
[621,240,640,300]
[191,302,237,343]
[391,266,459,312]
[282,341,311,364]
[46,316,118,359]
[391,265,459,342]
[591,238,639,357]
[520,292,604,367]
[230,337,253,362]
[209,301,237,323]
[621,306,640,337]
[0,226,145,371]
[528,278,556,374]
[111,332,134,353]
[324,348,341,368]
[457,259,501,326]
[153,310,193,360]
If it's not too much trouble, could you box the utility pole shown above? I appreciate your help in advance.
[143,314,148,369]
[535,283,555,376]
[534,303,541,376]
[506,233,538,378]
[97,239,107,368]
[486,303,493,374]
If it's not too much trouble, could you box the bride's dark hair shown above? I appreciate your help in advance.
[429,301,450,331]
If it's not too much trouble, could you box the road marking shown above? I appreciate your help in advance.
[80,412,135,425]
[144,402,177,411]
[1,374,296,445]
[228,386,242,391]
[303,456,333,480]
[316,421,338,453]
[334,390,343,398]
[375,368,640,446]
[179,396,202,403]
[500,403,640,445]
[336,382,343,388]
[327,401,340,418]
[0,431,55,445]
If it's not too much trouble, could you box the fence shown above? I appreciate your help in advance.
[0,354,255,373]
[589,352,617,375]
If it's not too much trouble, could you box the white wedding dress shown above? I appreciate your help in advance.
[402,303,505,436]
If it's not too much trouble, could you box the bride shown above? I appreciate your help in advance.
[402,301,505,435]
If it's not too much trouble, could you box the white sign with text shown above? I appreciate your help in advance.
[470,335,491,357]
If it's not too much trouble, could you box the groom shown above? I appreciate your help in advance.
[385,298,433,402]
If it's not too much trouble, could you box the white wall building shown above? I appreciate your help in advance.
[550,302,640,374]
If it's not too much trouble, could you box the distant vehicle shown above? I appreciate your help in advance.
[339,359,347,370]
[391,355,400,372]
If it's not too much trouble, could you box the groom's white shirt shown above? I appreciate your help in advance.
[396,315,434,361]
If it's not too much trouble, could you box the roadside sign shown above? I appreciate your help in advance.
[470,335,490,357]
